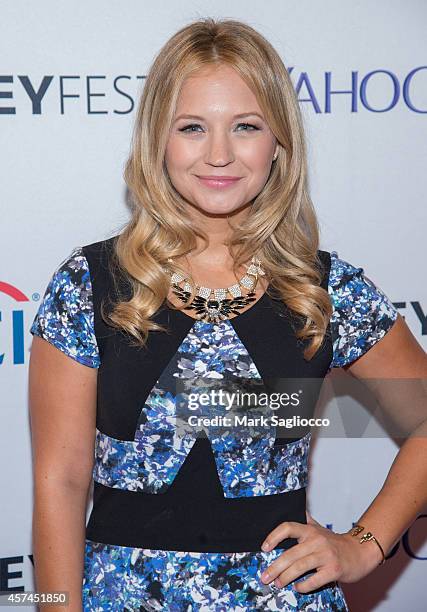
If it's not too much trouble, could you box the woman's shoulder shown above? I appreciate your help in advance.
[326,249,395,307]
[316,248,392,294]
[81,233,119,256]
[29,242,103,368]
[324,250,399,369]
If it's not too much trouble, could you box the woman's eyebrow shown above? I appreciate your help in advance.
[173,112,265,122]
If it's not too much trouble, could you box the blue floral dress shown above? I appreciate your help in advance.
[30,241,398,612]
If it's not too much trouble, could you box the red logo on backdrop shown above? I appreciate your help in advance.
[0,281,32,365]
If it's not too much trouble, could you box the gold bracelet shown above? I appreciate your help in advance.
[349,524,386,565]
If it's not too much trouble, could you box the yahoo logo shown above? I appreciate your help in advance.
[287,66,427,113]
[0,281,39,366]
[0,66,426,115]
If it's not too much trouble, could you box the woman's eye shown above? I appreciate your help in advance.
[178,122,260,133]
[179,124,202,133]
[236,123,259,131]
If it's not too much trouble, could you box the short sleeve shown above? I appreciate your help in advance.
[30,246,100,368]
[328,251,398,368]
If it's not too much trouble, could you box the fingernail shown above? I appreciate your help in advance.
[261,541,270,551]
[261,572,270,583]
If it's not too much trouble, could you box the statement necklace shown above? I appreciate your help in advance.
[164,256,266,323]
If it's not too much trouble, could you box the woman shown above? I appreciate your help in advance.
[28,17,427,612]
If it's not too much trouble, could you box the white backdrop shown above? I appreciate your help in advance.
[1,1,426,610]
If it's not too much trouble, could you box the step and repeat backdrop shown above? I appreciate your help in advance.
[1,1,426,610]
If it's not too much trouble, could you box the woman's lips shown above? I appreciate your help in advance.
[196,176,243,189]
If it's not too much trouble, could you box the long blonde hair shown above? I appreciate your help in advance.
[103,17,332,360]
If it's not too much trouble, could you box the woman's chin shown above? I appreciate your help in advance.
[188,199,251,218]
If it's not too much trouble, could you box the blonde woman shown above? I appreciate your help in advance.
[29,18,427,611]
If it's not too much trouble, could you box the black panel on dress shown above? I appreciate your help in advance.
[83,236,333,552]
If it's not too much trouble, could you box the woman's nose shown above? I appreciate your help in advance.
[204,132,235,166]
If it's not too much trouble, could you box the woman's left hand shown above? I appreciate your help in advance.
[260,511,384,593]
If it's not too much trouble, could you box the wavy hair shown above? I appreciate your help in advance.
[103,17,333,360]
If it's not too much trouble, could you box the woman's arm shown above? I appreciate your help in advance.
[29,335,97,611]
[340,313,427,563]
[260,314,427,590]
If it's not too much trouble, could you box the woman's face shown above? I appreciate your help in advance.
[165,64,279,217]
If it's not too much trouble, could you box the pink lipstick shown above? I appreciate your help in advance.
[196,175,242,189]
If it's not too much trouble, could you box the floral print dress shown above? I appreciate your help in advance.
[30,239,398,611]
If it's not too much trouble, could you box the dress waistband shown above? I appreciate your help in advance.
[86,481,307,553]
